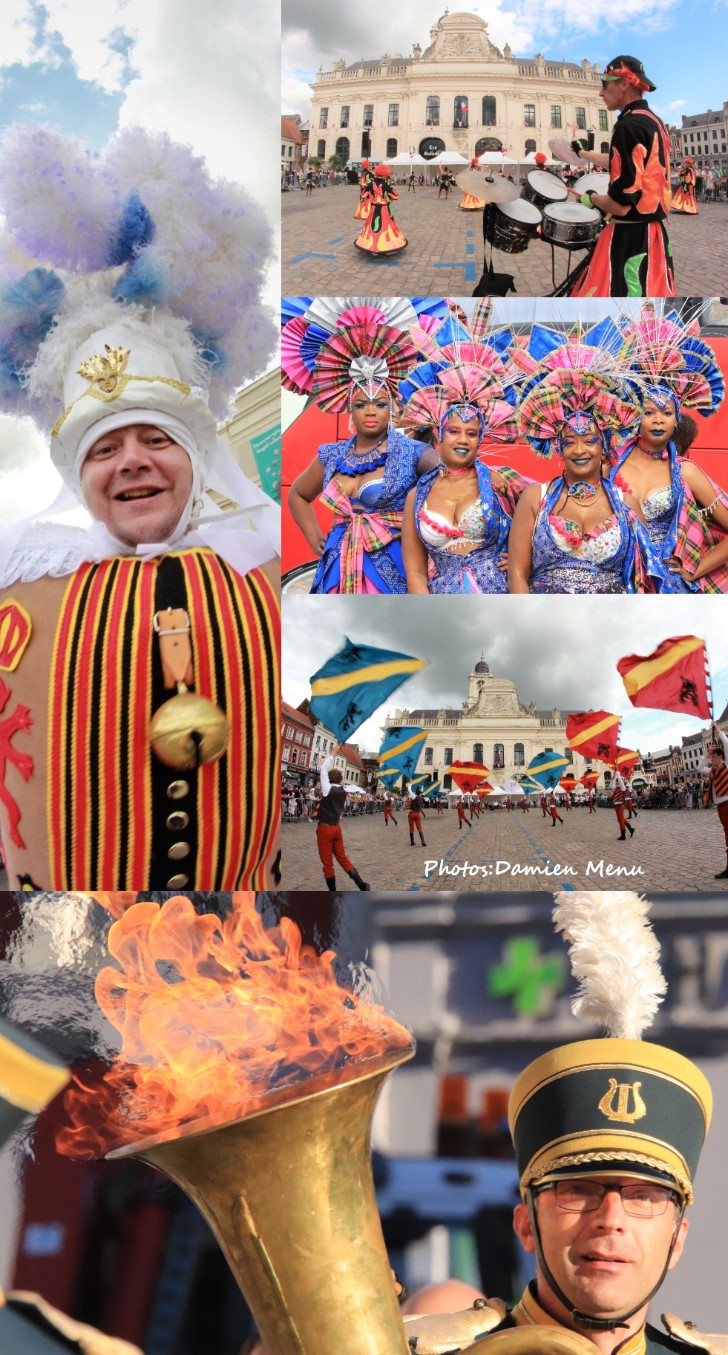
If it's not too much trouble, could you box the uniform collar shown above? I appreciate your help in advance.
[512,1284,647,1355]
[620,99,651,117]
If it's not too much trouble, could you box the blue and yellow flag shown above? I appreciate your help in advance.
[378,726,428,778]
[309,638,426,742]
[377,767,403,782]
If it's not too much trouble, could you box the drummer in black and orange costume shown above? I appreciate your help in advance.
[570,55,675,297]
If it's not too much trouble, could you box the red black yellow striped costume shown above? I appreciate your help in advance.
[47,548,279,889]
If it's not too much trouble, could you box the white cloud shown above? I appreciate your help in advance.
[0,2,279,217]
[41,0,128,93]
[0,415,62,523]
[0,2,46,68]
[669,99,687,109]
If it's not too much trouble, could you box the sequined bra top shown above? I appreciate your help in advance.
[418,497,486,550]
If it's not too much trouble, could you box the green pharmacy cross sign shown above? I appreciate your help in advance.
[488,937,566,1017]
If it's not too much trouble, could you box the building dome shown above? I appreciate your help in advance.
[474,655,490,674]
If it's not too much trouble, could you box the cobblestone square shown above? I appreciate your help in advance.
[282,802,728,893]
[282,184,728,297]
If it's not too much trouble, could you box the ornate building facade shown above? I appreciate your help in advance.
[309,11,613,166]
[382,655,594,789]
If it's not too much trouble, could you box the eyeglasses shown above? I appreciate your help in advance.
[601,76,623,87]
[539,1180,678,1218]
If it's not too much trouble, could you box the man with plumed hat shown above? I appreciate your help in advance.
[404,893,724,1355]
[0,123,280,893]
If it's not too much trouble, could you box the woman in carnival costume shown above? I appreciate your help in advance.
[0,124,280,891]
[672,157,698,214]
[506,323,676,593]
[285,298,444,592]
[606,307,728,591]
[355,163,408,255]
[399,302,529,594]
[355,159,373,220]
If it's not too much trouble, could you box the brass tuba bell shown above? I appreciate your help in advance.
[109,1053,412,1354]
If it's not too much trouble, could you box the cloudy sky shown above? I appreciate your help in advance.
[0,0,278,520]
[282,0,728,127]
[283,594,728,759]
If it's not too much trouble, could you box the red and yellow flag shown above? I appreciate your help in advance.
[580,770,599,786]
[616,636,711,719]
[449,760,491,793]
[566,711,621,763]
[615,748,639,773]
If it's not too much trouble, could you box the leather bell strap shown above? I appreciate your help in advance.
[154,608,194,690]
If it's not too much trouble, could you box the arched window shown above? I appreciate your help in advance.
[335,136,350,164]
[514,743,524,766]
[524,138,537,154]
[474,135,502,156]
[426,95,440,127]
[317,139,326,159]
[473,743,484,763]
[493,743,504,769]
[420,135,445,159]
[600,141,610,154]
[454,95,469,129]
[482,96,496,126]
[361,132,371,157]
[386,137,398,157]
[443,774,452,790]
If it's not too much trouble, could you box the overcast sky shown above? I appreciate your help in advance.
[283,595,728,758]
[282,0,728,129]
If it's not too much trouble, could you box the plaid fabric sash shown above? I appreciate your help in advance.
[673,471,728,594]
[321,478,403,593]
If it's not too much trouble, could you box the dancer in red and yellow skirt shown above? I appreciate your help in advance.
[355,163,408,255]
[458,158,486,212]
[355,159,373,220]
[672,157,698,214]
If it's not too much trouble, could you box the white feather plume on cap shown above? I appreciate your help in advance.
[552,891,666,1039]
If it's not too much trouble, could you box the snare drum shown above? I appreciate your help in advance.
[522,170,568,212]
[576,171,610,197]
[485,198,542,254]
[541,201,601,248]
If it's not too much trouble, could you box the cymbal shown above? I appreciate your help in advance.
[455,169,520,203]
[548,137,590,168]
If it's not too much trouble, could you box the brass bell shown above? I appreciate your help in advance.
[149,692,230,769]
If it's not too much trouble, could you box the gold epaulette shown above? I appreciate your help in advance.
[662,1312,728,1354]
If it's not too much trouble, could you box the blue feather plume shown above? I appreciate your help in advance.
[107,192,155,266]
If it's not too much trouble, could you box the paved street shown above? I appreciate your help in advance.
[282,184,728,297]
[282,804,728,893]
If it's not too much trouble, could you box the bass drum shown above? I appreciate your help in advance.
[522,170,568,212]
[541,201,601,248]
[484,198,542,254]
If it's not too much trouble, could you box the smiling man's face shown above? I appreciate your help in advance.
[513,1175,688,1328]
[80,424,193,546]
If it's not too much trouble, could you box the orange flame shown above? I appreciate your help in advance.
[57,894,412,1157]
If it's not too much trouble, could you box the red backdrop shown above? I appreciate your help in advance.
[282,335,728,576]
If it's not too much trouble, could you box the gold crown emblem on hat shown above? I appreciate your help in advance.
[77,344,131,395]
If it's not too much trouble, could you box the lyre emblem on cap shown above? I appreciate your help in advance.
[597,1078,647,1123]
[77,344,131,396]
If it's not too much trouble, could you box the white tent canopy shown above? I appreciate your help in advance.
[429,150,470,165]
[478,151,517,166]
[386,152,428,165]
